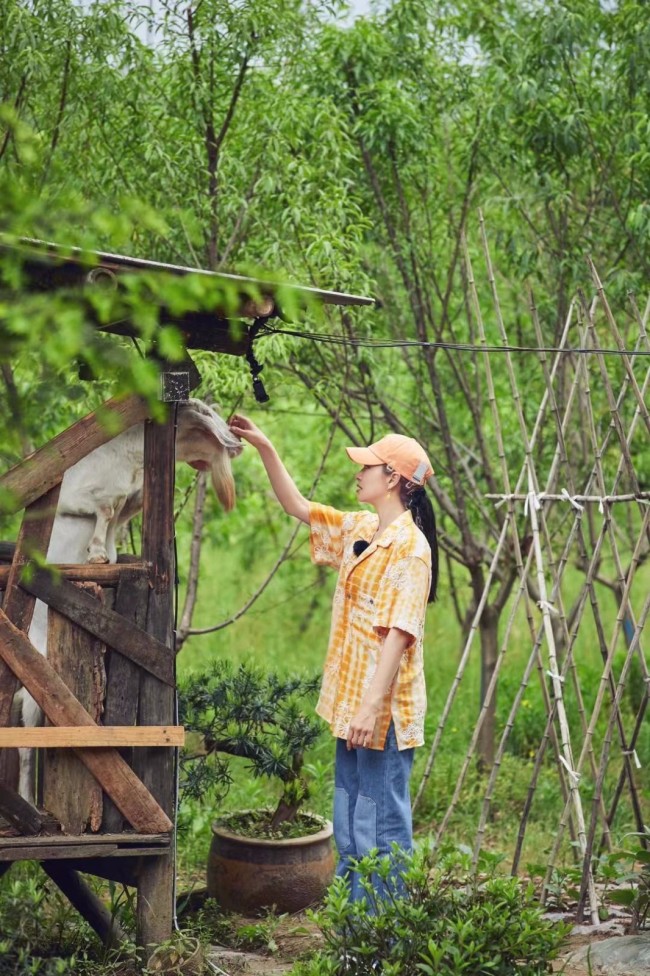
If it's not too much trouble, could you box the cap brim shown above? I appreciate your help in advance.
[346,446,383,466]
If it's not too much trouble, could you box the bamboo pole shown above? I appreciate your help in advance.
[434,241,571,844]
[477,222,612,856]
[478,316,602,869]
[541,507,649,903]
[527,466,600,923]
[414,246,577,811]
[515,300,650,876]
[576,591,650,920]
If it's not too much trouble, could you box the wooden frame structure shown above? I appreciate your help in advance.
[411,238,649,924]
[0,240,375,951]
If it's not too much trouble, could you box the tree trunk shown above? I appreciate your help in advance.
[477,605,499,770]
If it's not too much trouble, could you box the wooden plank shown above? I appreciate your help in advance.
[0,562,149,589]
[20,570,175,687]
[136,417,176,949]
[0,395,150,515]
[0,833,170,847]
[0,727,185,747]
[42,861,126,947]
[60,857,138,886]
[0,783,47,835]
[0,844,118,861]
[0,487,60,789]
[102,576,149,832]
[0,610,172,834]
[42,586,106,834]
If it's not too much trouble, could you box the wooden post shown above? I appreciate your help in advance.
[135,413,177,950]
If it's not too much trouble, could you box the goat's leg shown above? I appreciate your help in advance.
[16,690,42,805]
[87,500,125,564]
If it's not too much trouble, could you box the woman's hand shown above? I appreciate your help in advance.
[229,414,271,451]
[347,701,381,750]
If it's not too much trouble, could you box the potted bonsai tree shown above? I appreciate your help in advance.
[178,661,335,914]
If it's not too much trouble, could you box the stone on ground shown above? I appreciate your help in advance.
[565,934,650,975]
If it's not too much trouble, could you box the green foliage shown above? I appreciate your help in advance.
[178,660,324,826]
[293,844,569,976]
[0,863,140,975]
[605,830,650,932]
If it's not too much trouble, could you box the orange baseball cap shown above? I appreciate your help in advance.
[346,434,433,485]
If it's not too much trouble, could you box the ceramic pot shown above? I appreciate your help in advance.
[207,814,335,914]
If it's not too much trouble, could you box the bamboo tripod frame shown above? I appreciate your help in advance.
[414,224,649,923]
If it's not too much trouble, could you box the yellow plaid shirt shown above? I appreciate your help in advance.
[309,502,430,750]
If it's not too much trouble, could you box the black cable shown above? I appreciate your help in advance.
[256,323,650,358]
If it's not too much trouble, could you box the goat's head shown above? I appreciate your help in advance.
[176,399,242,511]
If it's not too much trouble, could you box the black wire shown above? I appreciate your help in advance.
[257,323,650,358]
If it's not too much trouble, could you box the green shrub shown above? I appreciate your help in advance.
[293,845,569,976]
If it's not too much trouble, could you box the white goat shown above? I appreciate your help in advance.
[16,398,242,802]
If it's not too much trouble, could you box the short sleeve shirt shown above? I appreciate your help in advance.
[309,502,430,750]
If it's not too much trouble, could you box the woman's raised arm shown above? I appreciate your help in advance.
[229,414,310,524]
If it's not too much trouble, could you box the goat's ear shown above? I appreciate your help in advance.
[210,449,236,512]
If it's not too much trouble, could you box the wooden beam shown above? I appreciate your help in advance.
[41,861,126,947]
[0,394,150,514]
[0,611,172,834]
[0,844,118,860]
[0,833,170,847]
[0,783,48,834]
[59,857,138,886]
[0,487,60,789]
[0,727,185,747]
[20,569,175,686]
[0,562,149,589]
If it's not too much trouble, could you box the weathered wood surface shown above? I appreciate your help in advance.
[0,487,60,788]
[20,569,175,686]
[0,562,149,589]
[42,861,126,947]
[0,780,126,946]
[0,843,118,860]
[102,576,149,832]
[1,726,185,747]
[0,832,170,847]
[0,394,150,514]
[0,783,47,835]
[42,585,106,834]
[60,857,138,886]
[0,610,172,833]
[136,418,177,948]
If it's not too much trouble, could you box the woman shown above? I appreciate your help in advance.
[229,415,438,901]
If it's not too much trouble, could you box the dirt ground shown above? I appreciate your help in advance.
[205,911,640,976]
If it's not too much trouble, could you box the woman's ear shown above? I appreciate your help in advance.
[389,471,401,490]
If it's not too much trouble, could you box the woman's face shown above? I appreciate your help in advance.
[355,463,393,505]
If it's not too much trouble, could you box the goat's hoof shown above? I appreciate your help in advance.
[87,553,109,564]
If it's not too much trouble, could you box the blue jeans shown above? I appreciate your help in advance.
[333,723,414,903]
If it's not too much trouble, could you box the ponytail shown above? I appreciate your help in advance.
[408,488,438,603]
